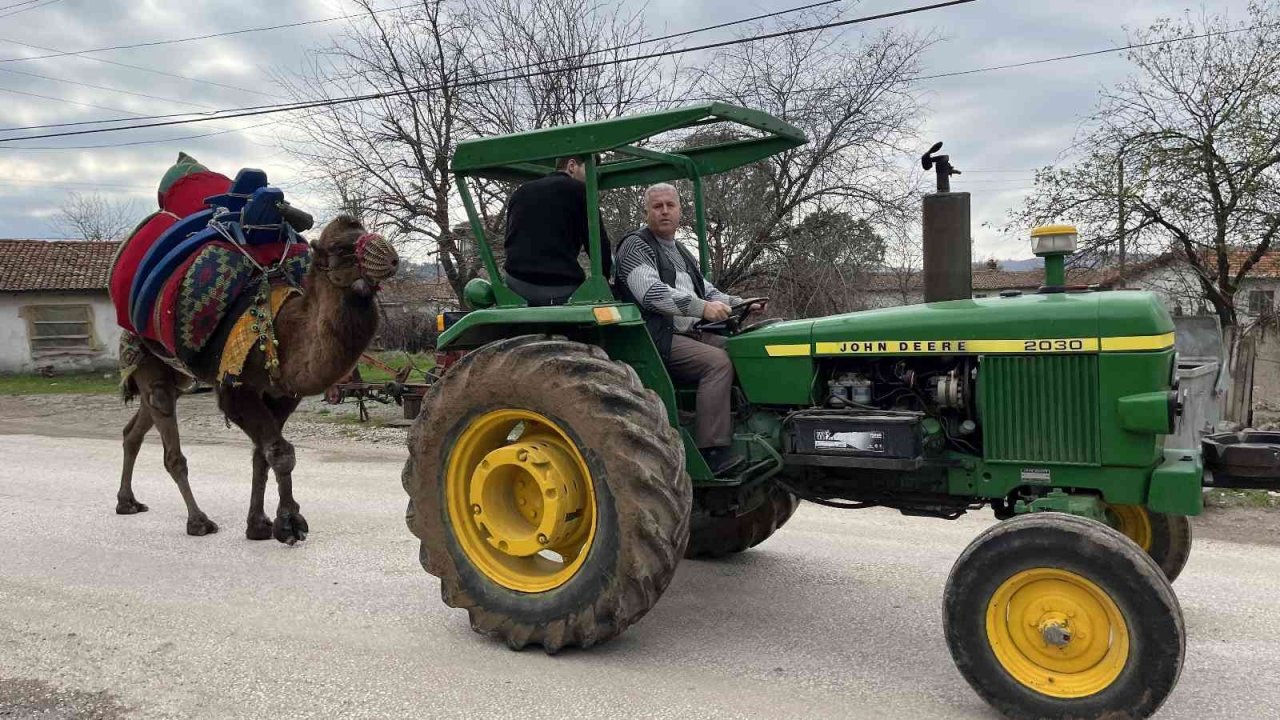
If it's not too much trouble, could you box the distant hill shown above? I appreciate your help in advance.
[998,258,1042,271]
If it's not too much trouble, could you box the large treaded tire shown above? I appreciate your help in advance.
[403,335,691,652]
[945,513,1184,720]
[685,483,799,559]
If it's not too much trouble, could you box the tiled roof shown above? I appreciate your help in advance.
[1098,248,1280,285]
[0,239,120,292]
[866,267,1109,293]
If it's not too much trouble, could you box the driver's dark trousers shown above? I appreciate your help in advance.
[666,332,733,448]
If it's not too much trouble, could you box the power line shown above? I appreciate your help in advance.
[2,118,286,150]
[0,2,420,64]
[0,83,148,117]
[0,0,979,144]
[0,0,60,20]
[0,66,221,110]
[0,0,861,135]
[0,178,153,190]
[0,36,275,99]
[0,1,47,11]
[687,20,1266,102]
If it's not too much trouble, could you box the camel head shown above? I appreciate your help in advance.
[310,215,399,299]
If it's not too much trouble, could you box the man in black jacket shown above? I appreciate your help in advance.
[502,155,611,306]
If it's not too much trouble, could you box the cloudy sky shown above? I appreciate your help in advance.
[0,0,1253,260]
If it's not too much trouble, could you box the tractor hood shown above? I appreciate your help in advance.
[729,291,1174,360]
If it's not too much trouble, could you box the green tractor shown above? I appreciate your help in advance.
[401,103,1262,719]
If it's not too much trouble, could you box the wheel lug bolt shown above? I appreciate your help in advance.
[471,504,482,515]
[537,534,549,544]
[517,450,529,462]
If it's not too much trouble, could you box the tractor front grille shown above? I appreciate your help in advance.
[980,354,1100,465]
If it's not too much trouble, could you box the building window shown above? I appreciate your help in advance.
[1247,290,1275,316]
[21,304,98,355]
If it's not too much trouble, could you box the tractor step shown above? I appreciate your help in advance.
[1202,431,1280,490]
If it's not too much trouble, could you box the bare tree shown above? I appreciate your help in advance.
[764,208,886,316]
[692,7,931,292]
[279,0,478,298]
[1009,2,1280,327]
[53,191,140,241]
[456,0,689,240]
[882,211,924,306]
[280,0,687,301]
[461,0,683,137]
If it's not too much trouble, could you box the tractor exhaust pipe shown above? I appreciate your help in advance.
[921,142,972,303]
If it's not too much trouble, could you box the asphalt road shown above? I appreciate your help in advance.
[3,431,1280,720]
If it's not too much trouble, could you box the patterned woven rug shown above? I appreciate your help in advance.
[162,241,309,363]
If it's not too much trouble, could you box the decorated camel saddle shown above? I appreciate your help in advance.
[110,153,312,386]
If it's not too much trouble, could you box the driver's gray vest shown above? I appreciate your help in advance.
[615,227,705,361]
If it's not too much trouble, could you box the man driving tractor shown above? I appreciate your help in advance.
[614,182,765,474]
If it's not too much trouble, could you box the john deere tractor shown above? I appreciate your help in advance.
[401,104,1276,719]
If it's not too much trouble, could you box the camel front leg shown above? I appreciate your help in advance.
[220,388,307,545]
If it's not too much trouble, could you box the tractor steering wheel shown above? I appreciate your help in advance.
[694,297,769,335]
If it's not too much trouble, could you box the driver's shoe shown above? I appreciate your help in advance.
[702,446,745,475]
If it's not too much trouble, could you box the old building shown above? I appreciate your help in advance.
[864,265,1110,308]
[0,239,121,374]
[1105,249,1280,318]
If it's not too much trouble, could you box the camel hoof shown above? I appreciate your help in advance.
[246,515,273,541]
[116,498,149,514]
[186,513,220,536]
[272,511,308,545]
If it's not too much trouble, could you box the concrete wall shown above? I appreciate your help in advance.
[0,291,120,374]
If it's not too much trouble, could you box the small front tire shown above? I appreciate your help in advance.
[944,513,1184,720]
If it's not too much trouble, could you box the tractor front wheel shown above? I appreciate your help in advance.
[403,336,691,652]
[944,513,1184,720]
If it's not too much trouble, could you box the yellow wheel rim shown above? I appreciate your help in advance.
[445,409,597,593]
[1108,505,1154,551]
[986,568,1130,699]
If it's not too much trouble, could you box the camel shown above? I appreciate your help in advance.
[114,215,399,544]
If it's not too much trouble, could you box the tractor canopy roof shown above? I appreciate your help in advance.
[451,102,807,189]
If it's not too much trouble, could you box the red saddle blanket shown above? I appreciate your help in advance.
[109,153,310,367]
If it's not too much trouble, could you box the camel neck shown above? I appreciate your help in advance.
[274,271,380,396]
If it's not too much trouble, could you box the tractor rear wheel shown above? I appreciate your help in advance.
[944,513,1184,720]
[403,335,691,652]
[1105,504,1192,583]
[685,482,798,559]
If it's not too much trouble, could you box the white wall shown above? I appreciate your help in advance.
[0,292,120,374]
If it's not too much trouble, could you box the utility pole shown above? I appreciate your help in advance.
[1117,151,1127,289]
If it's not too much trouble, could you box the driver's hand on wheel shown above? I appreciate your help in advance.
[702,301,731,322]
[748,300,768,314]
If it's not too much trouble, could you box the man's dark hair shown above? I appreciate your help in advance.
[554,154,594,171]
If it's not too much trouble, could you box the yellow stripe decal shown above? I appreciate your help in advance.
[812,335,1172,355]
[1100,332,1176,352]
[765,343,811,357]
